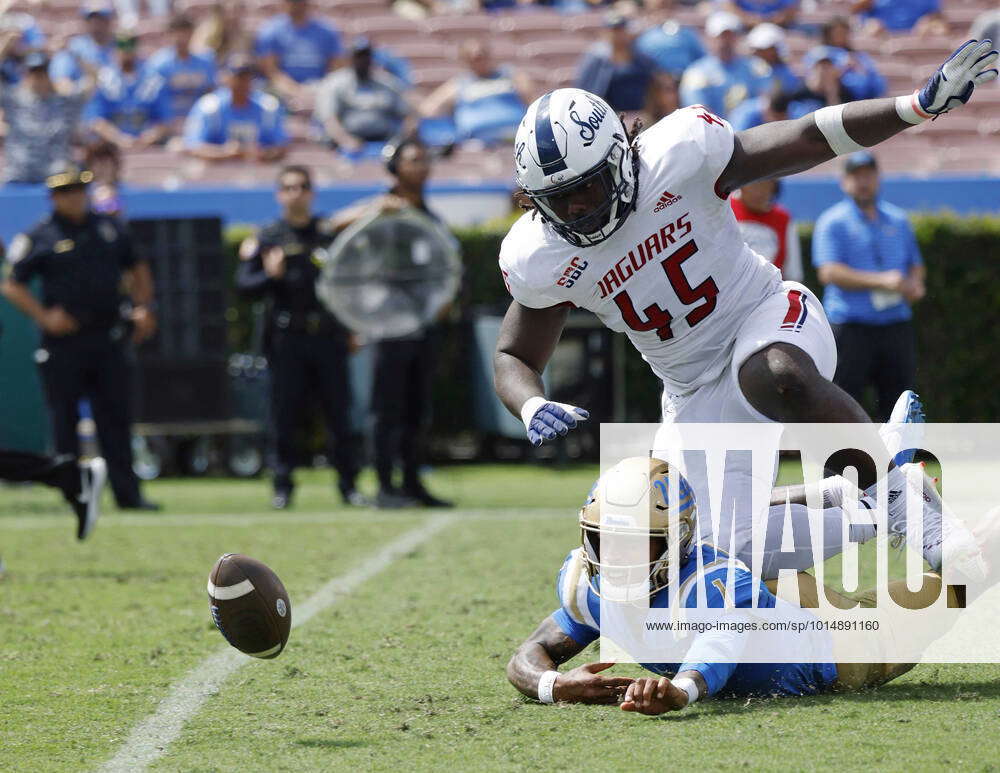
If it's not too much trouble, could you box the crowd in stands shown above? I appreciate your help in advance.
[0,0,996,186]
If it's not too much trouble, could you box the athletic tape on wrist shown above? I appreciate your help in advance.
[520,395,548,431]
[895,91,931,125]
[537,670,559,704]
[671,676,699,706]
[814,104,866,155]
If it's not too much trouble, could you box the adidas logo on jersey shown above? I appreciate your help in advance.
[653,191,682,212]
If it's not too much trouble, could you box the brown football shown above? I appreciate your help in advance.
[207,553,291,658]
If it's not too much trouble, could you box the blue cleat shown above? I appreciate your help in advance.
[881,390,924,467]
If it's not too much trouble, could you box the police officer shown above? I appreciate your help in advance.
[237,164,366,510]
[0,162,159,510]
[329,136,452,509]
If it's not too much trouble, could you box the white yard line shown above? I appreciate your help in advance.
[98,513,455,773]
[0,509,564,531]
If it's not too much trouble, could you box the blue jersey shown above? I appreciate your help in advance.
[860,0,940,32]
[49,35,115,84]
[679,55,772,119]
[144,47,217,117]
[551,544,837,698]
[86,66,171,136]
[454,67,525,143]
[254,14,341,83]
[183,88,288,148]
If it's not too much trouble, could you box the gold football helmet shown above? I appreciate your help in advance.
[579,456,696,600]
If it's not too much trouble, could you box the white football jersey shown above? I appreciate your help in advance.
[499,106,783,395]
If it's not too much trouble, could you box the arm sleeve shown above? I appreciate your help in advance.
[234,232,275,298]
[809,213,841,268]
[550,551,600,647]
[183,101,213,146]
[6,233,46,283]
[783,219,804,282]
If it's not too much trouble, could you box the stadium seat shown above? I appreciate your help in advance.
[425,15,494,42]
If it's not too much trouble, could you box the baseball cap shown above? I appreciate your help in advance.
[706,11,742,38]
[226,53,258,75]
[351,36,373,54]
[803,45,843,69]
[46,162,94,191]
[747,23,786,51]
[80,1,114,18]
[24,51,49,71]
[843,151,878,173]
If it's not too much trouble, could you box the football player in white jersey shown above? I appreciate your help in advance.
[493,40,997,573]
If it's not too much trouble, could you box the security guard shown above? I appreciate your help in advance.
[0,162,159,510]
[236,164,366,510]
[329,136,452,509]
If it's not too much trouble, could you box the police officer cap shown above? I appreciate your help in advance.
[46,162,94,191]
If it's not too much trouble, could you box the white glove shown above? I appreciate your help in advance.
[897,38,999,124]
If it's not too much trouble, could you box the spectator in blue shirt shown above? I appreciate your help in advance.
[812,152,925,420]
[722,0,800,28]
[747,23,800,93]
[50,2,117,94]
[145,14,217,120]
[0,13,46,86]
[255,0,342,109]
[785,46,851,120]
[679,11,772,119]
[421,38,534,145]
[728,86,791,130]
[855,0,947,36]
[575,12,657,113]
[821,16,886,101]
[183,55,288,163]
[87,33,171,150]
[635,18,705,78]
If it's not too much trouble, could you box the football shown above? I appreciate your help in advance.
[207,553,291,659]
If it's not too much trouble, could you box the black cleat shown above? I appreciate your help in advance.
[119,498,162,512]
[375,488,419,509]
[341,489,372,507]
[75,458,107,540]
[271,490,292,510]
[401,483,454,509]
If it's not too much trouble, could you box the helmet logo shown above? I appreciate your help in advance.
[568,96,609,147]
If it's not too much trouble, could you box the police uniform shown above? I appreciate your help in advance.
[3,174,148,508]
[236,216,361,504]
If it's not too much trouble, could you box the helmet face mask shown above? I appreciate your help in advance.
[579,457,696,603]
[515,89,639,248]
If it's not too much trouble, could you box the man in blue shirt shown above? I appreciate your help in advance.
[821,16,886,102]
[145,14,216,121]
[812,152,925,421]
[86,33,171,150]
[635,18,705,78]
[183,55,288,163]
[856,0,947,36]
[575,13,657,113]
[0,12,46,86]
[679,11,772,119]
[723,0,800,28]
[50,1,117,94]
[747,22,800,93]
[255,0,342,108]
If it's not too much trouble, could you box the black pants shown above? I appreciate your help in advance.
[268,330,359,495]
[36,331,141,506]
[831,320,917,422]
[0,448,78,497]
[372,333,435,491]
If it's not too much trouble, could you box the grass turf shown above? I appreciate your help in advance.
[2,463,998,772]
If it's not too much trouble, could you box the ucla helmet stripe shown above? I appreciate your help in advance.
[533,92,568,174]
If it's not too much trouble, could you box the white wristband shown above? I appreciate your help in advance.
[814,104,866,156]
[520,395,548,431]
[671,676,700,706]
[537,670,559,704]
[895,91,932,125]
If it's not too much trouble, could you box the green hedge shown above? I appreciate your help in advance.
[224,213,1000,424]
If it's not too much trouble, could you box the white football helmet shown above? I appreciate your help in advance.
[579,457,696,602]
[514,88,638,248]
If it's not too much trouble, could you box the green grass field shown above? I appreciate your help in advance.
[2,464,999,772]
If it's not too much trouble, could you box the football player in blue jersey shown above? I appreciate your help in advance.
[507,456,995,713]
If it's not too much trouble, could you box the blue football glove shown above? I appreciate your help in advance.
[903,39,998,122]
[520,397,589,447]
